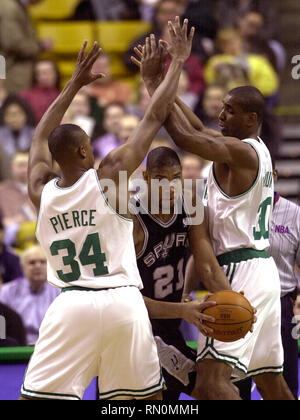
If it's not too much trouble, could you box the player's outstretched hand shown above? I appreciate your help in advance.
[182,294,217,337]
[162,16,195,63]
[131,35,167,90]
[71,41,105,88]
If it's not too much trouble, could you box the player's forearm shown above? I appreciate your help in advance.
[29,80,81,167]
[143,296,186,319]
[144,78,205,132]
[145,58,185,124]
[196,261,231,293]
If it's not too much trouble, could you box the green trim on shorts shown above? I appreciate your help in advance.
[99,370,165,400]
[196,338,248,374]
[245,365,283,378]
[21,384,81,400]
[217,248,270,266]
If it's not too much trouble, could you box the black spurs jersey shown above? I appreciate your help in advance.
[132,195,191,337]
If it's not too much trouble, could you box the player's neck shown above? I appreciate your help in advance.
[156,209,175,223]
[58,167,90,188]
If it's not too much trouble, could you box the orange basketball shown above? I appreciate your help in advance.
[202,290,254,342]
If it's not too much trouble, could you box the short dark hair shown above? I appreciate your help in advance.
[228,86,265,124]
[33,59,61,90]
[146,147,181,172]
[0,94,35,126]
[48,124,87,162]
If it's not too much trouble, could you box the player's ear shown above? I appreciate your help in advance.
[247,112,258,127]
[78,145,87,159]
[273,168,278,182]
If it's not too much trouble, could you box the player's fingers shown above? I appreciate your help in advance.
[77,40,88,63]
[188,26,195,43]
[198,300,216,311]
[150,33,156,55]
[145,36,151,58]
[168,20,176,40]
[130,56,141,68]
[91,72,106,81]
[134,46,143,59]
[182,18,188,40]
[174,15,181,34]
[83,41,99,65]
[86,46,102,69]
[202,293,214,302]
[198,312,215,323]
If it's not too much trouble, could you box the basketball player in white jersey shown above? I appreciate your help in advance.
[20,19,195,400]
[132,45,294,399]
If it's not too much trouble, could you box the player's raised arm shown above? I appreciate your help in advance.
[98,17,195,182]
[132,42,260,172]
[28,42,105,210]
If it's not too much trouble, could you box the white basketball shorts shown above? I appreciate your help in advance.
[197,249,284,380]
[21,285,165,400]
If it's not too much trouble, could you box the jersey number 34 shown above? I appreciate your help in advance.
[50,233,108,282]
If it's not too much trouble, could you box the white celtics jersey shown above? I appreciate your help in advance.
[36,169,143,290]
[203,137,273,256]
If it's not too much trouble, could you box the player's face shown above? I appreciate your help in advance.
[218,95,249,139]
[83,135,95,168]
[146,165,182,211]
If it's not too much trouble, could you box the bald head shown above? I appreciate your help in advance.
[48,124,94,168]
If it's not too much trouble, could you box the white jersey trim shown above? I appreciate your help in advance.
[211,138,262,200]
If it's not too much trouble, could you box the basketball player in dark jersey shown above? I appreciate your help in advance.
[130,146,231,399]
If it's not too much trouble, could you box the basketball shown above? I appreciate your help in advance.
[202,290,254,343]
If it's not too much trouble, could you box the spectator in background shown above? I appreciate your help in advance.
[0,213,23,285]
[93,102,125,159]
[83,53,133,108]
[72,0,141,21]
[237,9,286,76]
[0,95,34,163]
[214,0,278,40]
[21,60,61,124]
[125,0,216,73]
[118,114,140,144]
[127,81,171,141]
[0,152,36,248]
[181,153,210,199]
[176,69,198,111]
[195,84,227,131]
[0,0,53,93]
[0,302,26,347]
[0,245,60,345]
[61,91,101,139]
[204,27,279,102]
[124,0,185,72]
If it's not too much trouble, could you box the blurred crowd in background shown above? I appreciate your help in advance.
[0,0,299,347]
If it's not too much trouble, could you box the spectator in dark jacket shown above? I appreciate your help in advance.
[0,213,23,285]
